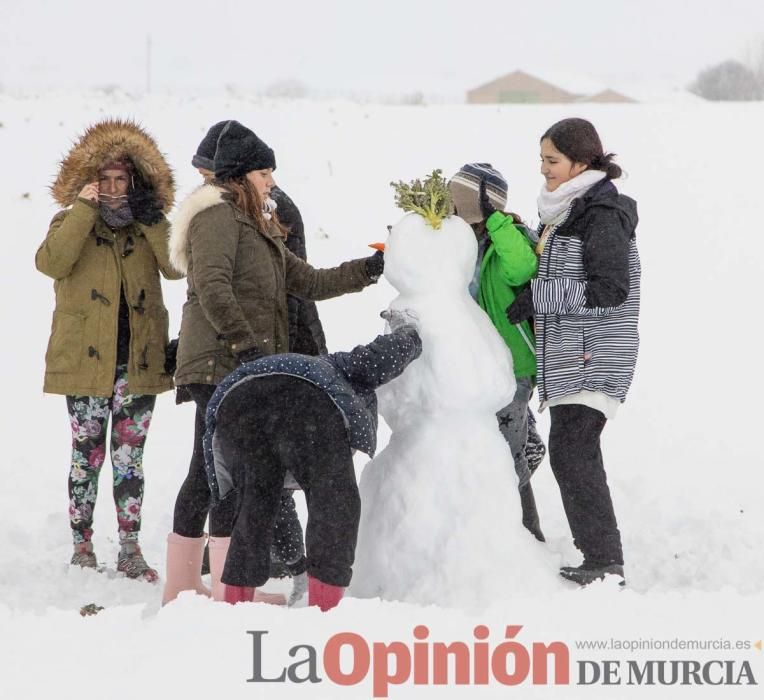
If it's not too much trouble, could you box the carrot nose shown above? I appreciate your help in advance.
[368,242,385,252]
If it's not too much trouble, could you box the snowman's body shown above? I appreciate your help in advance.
[351,213,551,607]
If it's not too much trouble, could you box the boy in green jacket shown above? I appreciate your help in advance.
[449,163,544,541]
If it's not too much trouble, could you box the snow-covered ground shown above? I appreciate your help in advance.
[1,93,762,698]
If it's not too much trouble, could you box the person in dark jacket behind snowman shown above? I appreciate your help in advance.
[263,187,324,590]
[204,311,422,611]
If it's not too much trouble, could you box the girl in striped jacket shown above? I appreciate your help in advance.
[507,118,641,586]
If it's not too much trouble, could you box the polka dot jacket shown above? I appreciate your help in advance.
[204,325,422,502]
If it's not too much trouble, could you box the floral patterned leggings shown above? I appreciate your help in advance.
[66,365,156,545]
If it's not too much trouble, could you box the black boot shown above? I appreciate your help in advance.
[559,562,625,586]
[519,483,545,542]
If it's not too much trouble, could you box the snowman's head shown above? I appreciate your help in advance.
[383,213,477,296]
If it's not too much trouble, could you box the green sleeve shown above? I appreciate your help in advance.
[284,249,371,300]
[485,211,538,287]
[35,199,98,280]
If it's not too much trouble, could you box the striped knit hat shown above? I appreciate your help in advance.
[448,163,508,224]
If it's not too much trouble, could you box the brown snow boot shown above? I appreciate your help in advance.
[70,541,97,569]
[117,542,159,583]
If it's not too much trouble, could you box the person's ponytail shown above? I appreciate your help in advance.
[591,152,622,180]
[542,118,623,180]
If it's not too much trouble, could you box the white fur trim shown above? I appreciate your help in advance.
[169,184,226,274]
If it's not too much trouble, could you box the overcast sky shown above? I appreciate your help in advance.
[2,0,763,97]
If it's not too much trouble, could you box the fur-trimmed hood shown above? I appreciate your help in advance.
[169,184,226,274]
[51,119,175,211]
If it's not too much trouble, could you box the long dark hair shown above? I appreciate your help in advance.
[214,175,287,238]
[541,118,622,180]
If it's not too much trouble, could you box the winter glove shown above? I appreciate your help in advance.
[380,308,419,332]
[479,178,496,220]
[506,287,535,324]
[164,337,179,375]
[128,174,165,226]
[175,385,193,405]
[365,250,385,280]
[235,347,264,365]
[288,571,308,607]
[269,549,307,579]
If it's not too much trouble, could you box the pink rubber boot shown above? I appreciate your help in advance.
[208,536,231,602]
[161,533,211,605]
[308,575,345,612]
[253,589,287,605]
[209,536,286,605]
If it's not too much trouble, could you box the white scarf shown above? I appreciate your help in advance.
[262,196,277,221]
[537,170,607,225]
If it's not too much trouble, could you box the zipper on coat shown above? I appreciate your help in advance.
[516,323,536,356]
[537,205,573,402]
[112,243,125,379]
[540,228,555,402]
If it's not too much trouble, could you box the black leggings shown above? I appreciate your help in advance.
[172,384,307,575]
[172,384,234,537]
[217,377,359,588]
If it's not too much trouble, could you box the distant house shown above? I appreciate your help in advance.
[467,70,577,104]
[580,89,637,104]
[466,70,635,104]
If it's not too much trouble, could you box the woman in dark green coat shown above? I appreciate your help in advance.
[36,119,182,580]
[162,120,384,603]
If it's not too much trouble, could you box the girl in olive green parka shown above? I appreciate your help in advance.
[36,119,182,580]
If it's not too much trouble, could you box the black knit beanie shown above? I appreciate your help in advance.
[213,120,276,181]
[191,121,229,170]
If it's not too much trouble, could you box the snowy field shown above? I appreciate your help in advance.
[0,92,762,698]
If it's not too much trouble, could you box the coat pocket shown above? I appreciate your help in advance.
[45,310,86,373]
[555,318,585,390]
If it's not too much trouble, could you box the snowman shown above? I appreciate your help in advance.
[351,172,553,608]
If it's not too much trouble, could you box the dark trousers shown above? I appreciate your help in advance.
[217,376,360,588]
[549,404,623,566]
[172,384,234,537]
